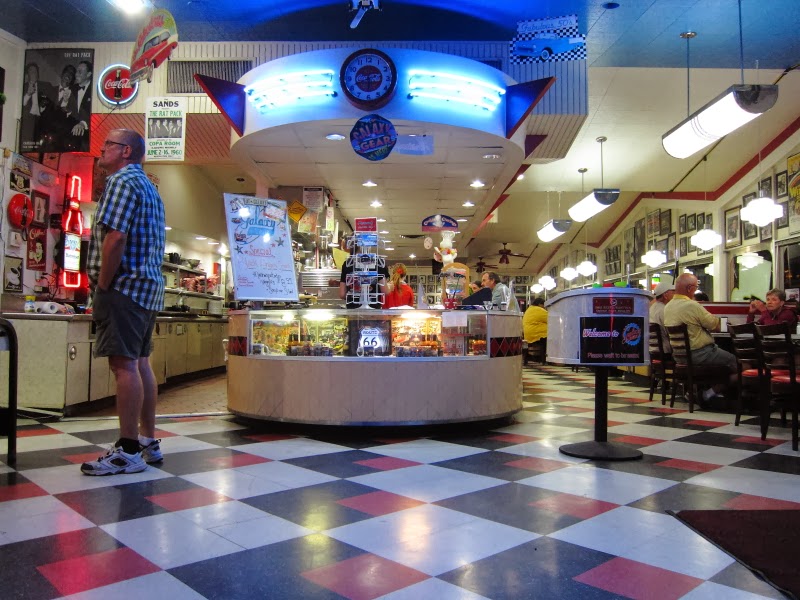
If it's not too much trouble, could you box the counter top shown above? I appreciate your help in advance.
[2,312,227,323]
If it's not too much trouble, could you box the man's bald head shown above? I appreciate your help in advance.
[675,273,697,296]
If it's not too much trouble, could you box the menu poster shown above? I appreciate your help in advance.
[302,186,324,212]
[579,316,645,365]
[224,193,299,302]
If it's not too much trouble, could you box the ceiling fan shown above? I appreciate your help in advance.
[472,257,498,273]
[496,242,527,265]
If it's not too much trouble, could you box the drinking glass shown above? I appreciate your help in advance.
[483,301,493,311]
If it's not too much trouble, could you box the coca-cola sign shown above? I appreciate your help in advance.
[97,63,139,107]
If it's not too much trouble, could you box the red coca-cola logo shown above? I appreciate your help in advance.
[355,65,382,93]
[97,64,139,106]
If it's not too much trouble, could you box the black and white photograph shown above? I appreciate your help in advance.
[760,223,773,242]
[706,213,712,228]
[679,236,688,257]
[659,209,671,236]
[32,190,48,225]
[686,212,696,232]
[646,209,660,238]
[148,117,183,139]
[778,202,789,229]
[759,175,773,199]
[678,213,686,234]
[667,232,676,261]
[743,219,758,241]
[634,218,646,267]
[19,48,94,154]
[696,213,705,231]
[776,170,788,198]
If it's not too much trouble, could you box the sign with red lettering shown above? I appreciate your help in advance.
[350,114,397,161]
[592,296,634,315]
[354,217,377,233]
[97,64,139,107]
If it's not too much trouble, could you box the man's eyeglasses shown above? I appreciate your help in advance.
[103,140,129,149]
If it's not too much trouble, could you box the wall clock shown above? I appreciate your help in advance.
[339,48,397,110]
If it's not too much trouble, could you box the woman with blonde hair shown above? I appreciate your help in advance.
[383,263,414,308]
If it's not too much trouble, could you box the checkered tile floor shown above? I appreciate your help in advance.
[1,365,797,599]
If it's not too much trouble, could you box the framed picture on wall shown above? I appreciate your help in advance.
[776,170,788,198]
[31,190,49,226]
[760,223,773,242]
[667,233,676,261]
[634,218,646,267]
[725,207,741,249]
[759,176,773,199]
[777,202,789,229]
[679,236,688,257]
[706,213,712,228]
[659,209,671,236]
[687,213,696,232]
[743,192,757,206]
[696,213,705,230]
[623,227,635,269]
[743,219,758,241]
[678,214,686,234]
[656,238,668,256]
[646,209,660,238]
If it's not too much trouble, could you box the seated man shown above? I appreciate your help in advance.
[523,297,548,364]
[664,273,737,403]
[649,279,675,353]
[746,288,798,329]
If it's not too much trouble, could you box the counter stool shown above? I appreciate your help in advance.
[0,318,18,466]
[754,322,798,450]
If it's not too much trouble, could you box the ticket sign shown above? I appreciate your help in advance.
[579,316,645,364]
[592,297,634,315]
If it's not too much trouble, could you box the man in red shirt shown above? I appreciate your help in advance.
[746,289,798,329]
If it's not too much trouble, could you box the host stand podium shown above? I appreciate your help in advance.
[545,288,651,461]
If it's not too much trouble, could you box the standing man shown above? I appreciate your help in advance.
[481,271,520,311]
[65,60,92,152]
[649,279,675,352]
[81,129,166,476]
[664,273,736,402]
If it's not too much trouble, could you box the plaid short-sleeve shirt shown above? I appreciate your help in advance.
[87,164,166,312]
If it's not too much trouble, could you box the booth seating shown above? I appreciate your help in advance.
[648,324,674,405]
[666,323,731,413]
[754,322,799,450]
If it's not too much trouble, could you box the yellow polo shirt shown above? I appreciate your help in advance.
[663,293,719,350]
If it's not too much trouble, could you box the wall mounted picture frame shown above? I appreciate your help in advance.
[679,236,688,257]
[667,233,676,261]
[776,170,788,198]
[696,213,705,231]
[760,223,773,242]
[777,202,789,229]
[646,209,660,238]
[759,176,773,199]
[659,209,671,236]
[706,213,712,228]
[743,219,758,241]
[31,190,49,226]
[686,213,696,232]
[725,207,741,249]
[623,227,635,270]
[678,214,686,234]
[742,191,757,207]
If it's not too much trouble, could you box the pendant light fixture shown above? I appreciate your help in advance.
[560,265,579,282]
[662,5,778,160]
[574,168,598,277]
[568,137,619,221]
[537,190,572,242]
[538,274,557,291]
[530,282,544,294]
[738,252,764,269]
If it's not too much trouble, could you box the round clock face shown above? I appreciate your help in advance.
[340,49,397,110]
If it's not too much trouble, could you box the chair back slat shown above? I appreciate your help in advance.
[649,323,668,361]
[754,322,797,381]
[729,322,760,363]
[666,324,692,368]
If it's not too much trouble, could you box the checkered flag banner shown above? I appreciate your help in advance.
[510,14,587,64]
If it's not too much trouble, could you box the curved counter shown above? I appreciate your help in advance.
[226,308,522,425]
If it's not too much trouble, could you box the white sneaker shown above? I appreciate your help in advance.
[81,446,147,476]
[140,438,163,464]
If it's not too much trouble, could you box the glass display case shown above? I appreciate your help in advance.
[246,309,490,358]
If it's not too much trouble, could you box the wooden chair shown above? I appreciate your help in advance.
[648,323,674,405]
[754,323,798,450]
[728,322,764,426]
[666,323,731,413]
[524,339,546,365]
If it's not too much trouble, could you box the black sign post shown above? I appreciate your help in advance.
[560,314,646,461]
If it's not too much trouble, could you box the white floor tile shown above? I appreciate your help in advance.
[0,496,95,545]
[151,436,222,457]
[608,422,698,441]
[361,439,488,463]
[379,577,490,599]
[155,419,246,436]
[234,460,339,489]
[711,423,792,440]
[209,513,312,549]
[642,440,759,465]
[686,466,800,503]
[101,513,243,569]
[348,465,505,502]
[679,581,779,600]
[500,439,590,464]
[491,422,589,439]
[228,438,351,460]
[3,432,93,453]
[59,571,207,600]
[180,469,290,500]
[21,463,174,495]
[174,499,274,529]
[47,419,119,433]
[517,464,678,504]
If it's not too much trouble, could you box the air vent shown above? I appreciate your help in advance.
[167,60,253,94]
[301,269,340,288]
[477,58,503,71]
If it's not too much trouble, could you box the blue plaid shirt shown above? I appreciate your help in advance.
[87,164,166,312]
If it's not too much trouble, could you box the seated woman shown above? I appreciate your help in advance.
[383,263,414,308]
[746,288,798,329]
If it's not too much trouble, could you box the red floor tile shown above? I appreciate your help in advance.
[337,490,425,516]
[656,458,720,473]
[724,494,800,510]
[611,435,664,446]
[355,457,421,470]
[153,428,179,438]
[243,433,297,442]
[36,547,160,596]
[206,454,271,468]
[62,451,110,464]
[650,407,687,414]
[17,428,59,437]
[301,553,428,600]
[0,481,48,502]
[531,493,618,519]
[505,457,570,473]
[490,433,540,443]
[145,488,231,511]
[685,420,728,427]
[732,436,784,446]
[574,557,703,600]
